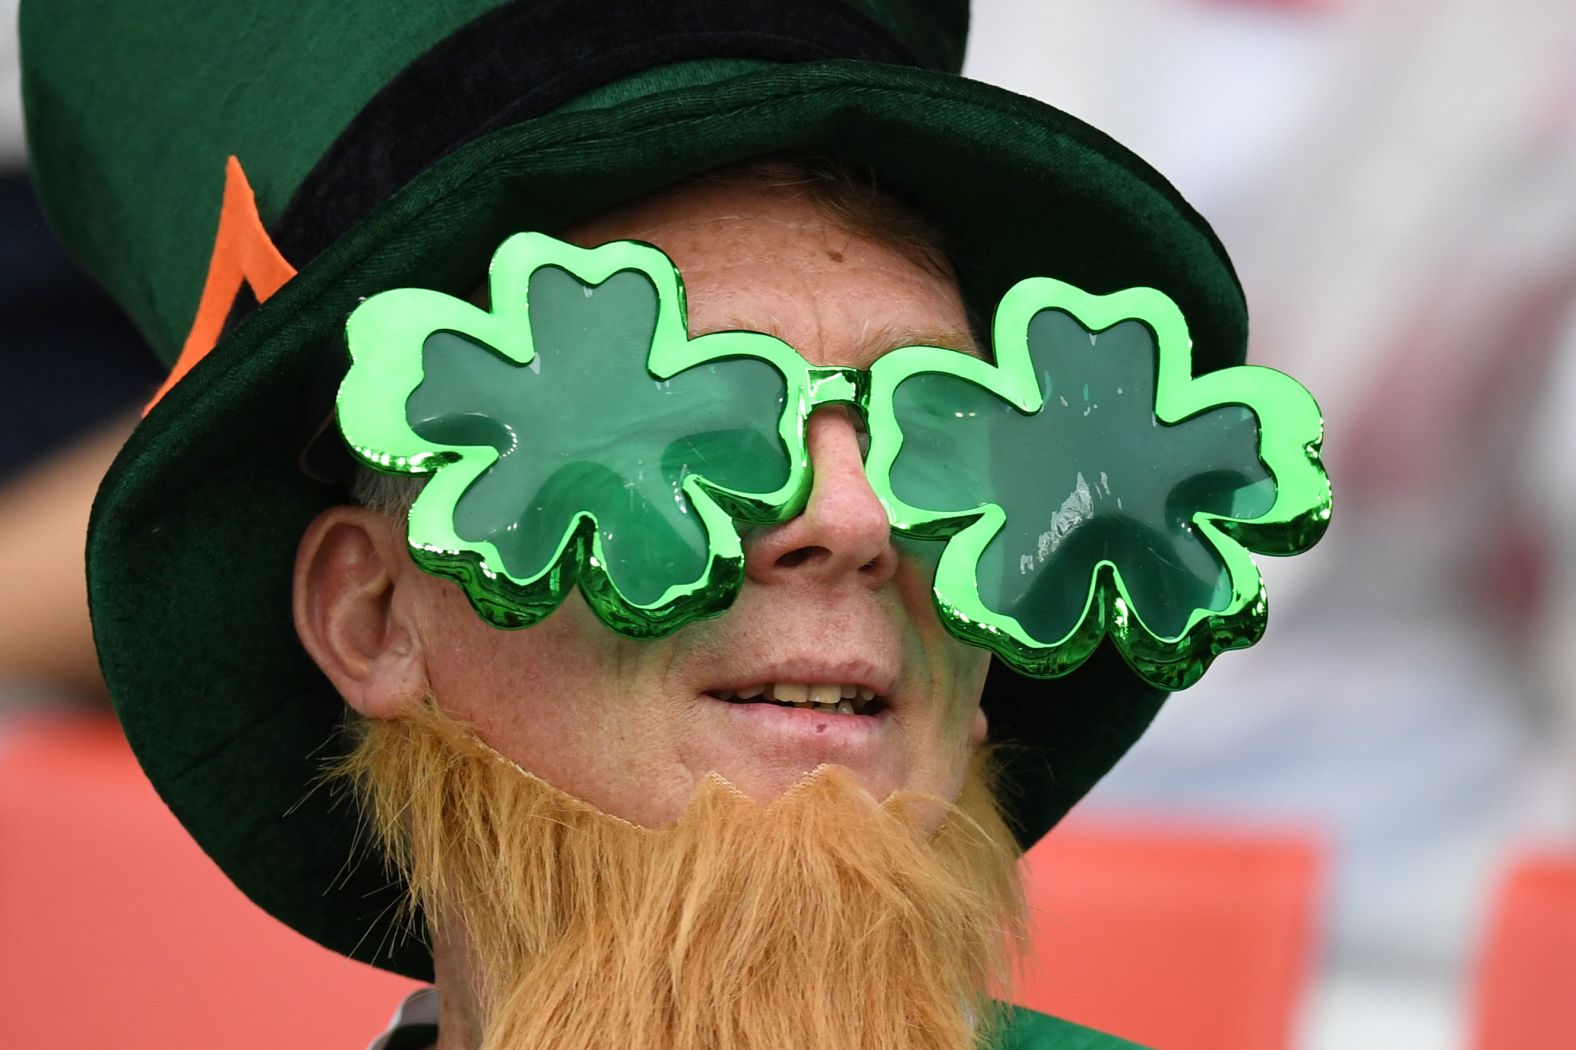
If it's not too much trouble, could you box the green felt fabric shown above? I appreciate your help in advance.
[991,1005,1149,1049]
[24,1,1242,979]
[841,0,969,71]
[20,0,515,356]
[17,0,964,359]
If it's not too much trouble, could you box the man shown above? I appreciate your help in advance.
[304,165,1023,1048]
[20,2,1321,1047]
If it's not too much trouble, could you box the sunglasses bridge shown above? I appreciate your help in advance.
[802,364,871,414]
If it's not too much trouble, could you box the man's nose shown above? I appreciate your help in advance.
[743,405,899,588]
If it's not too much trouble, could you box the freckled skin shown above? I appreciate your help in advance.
[397,181,990,828]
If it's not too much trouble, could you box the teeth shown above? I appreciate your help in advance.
[718,682,880,714]
[772,682,809,704]
[808,684,841,706]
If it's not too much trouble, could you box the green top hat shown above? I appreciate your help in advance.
[21,0,1247,980]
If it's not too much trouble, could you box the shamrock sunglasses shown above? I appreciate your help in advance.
[337,233,1330,691]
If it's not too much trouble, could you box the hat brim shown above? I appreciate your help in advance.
[90,60,1242,978]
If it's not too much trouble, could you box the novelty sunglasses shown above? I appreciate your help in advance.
[337,233,1330,691]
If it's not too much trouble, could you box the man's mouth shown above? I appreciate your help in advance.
[707,683,884,716]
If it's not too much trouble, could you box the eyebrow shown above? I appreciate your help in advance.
[695,318,985,364]
[859,322,984,362]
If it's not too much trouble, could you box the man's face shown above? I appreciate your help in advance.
[387,178,990,827]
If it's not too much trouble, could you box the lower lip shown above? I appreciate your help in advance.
[706,695,888,756]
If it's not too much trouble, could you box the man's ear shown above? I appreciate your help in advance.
[292,505,427,719]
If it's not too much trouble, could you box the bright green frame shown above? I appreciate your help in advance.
[338,232,824,637]
[339,235,1330,687]
[865,277,1330,690]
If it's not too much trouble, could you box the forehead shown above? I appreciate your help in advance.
[560,178,979,367]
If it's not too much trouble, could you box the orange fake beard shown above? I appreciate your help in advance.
[337,700,1025,1050]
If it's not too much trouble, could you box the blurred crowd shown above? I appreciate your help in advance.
[0,0,156,711]
[5,1,1576,1047]
[967,0,1576,1044]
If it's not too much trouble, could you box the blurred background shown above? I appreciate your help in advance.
[968,0,1576,1046]
[3,1,1575,1047]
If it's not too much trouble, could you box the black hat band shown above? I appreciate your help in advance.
[274,0,921,264]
